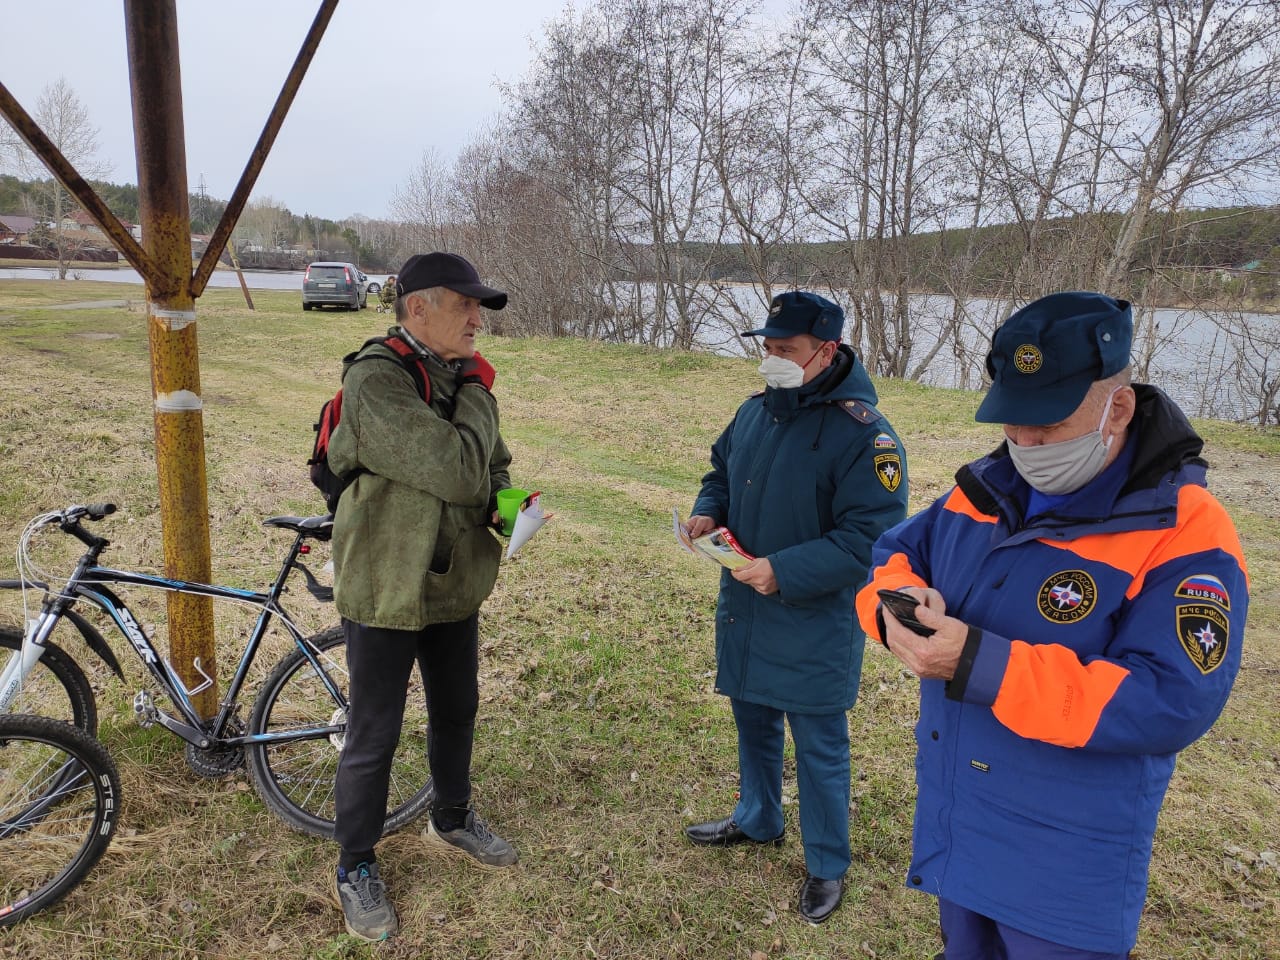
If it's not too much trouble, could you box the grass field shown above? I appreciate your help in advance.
[0,279,1276,960]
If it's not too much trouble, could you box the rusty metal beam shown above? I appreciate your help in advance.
[124,0,217,718]
[0,80,151,277]
[191,0,340,297]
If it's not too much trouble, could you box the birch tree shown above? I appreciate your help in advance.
[17,78,108,279]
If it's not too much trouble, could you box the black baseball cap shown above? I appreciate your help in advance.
[394,252,508,310]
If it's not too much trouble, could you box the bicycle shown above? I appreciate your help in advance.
[0,713,121,926]
[0,502,432,838]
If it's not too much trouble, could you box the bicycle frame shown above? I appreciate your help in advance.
[0,514,345,752]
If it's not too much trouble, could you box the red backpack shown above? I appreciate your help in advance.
[308,334,429,512]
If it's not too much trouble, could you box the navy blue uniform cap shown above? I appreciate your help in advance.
[743,291,844,341]
[395,252,507,310]
[975,291,1132,425]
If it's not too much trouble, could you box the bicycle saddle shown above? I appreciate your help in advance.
[262,514,334,540]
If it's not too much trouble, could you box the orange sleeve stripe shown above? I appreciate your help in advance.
[1037,486,1249,599]
[992,640,1129,747]
[942,487,998,524]
[856,552,926,637]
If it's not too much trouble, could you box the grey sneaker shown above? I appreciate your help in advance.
[425,809,519,867]
[335,862,398,941]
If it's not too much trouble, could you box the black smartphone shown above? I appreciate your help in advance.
[877,588,935,637]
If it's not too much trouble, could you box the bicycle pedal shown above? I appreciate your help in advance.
[132,690,159,728]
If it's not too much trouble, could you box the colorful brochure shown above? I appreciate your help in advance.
[673,507,755,570]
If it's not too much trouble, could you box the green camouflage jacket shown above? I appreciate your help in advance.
[328,335,510,629]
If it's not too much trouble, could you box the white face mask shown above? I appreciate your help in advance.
[758,354,805,389]
[1007,387,1120,495]
[758,345,825,390]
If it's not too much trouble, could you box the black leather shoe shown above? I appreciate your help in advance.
[798,873,844,924]
[684,817,784,847]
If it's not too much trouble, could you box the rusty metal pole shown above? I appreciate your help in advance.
[123,0,217,717]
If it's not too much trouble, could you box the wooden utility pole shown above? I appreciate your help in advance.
[227,241,256,310]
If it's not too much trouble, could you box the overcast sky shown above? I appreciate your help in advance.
[2,0,579,221]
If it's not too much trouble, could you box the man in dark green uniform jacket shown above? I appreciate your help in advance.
[328,252,516,941]
[681,291,909,925]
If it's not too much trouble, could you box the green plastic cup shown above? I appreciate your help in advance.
[496,488,530,536]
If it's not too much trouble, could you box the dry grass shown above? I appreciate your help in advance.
[0,280,1276,959]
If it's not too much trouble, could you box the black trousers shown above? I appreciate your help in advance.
[333,614,479,866]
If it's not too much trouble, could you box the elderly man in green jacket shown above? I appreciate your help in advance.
[328,252,516,942]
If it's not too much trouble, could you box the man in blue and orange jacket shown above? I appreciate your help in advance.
[856,292,1248,958]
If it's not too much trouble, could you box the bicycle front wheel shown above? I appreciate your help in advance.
[0,714,121,927]
[0,627,98,734]
[245,627,434,838]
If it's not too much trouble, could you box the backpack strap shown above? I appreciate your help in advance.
[343,334,431,402]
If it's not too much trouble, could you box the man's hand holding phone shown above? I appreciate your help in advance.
[873,586,970,681]
[877,588,935,637]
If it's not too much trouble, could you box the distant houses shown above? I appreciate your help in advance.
[0,210,223,265]
[0,210,126,263]
[0,214,36,244]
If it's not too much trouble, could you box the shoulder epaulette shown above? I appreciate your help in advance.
[833,399,883,424]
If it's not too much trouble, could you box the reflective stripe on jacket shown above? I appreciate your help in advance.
[856,384,1248,952]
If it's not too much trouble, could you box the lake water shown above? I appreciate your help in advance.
[0,264,306,290]
[4,265,1273,420]
[692,288,1277,423]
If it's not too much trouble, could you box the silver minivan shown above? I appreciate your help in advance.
[302,261,368,311]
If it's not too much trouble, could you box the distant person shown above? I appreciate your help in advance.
[378,275,396,311]
[857,292,1249,958]
[682,291,909,924]
[328,252,518,941]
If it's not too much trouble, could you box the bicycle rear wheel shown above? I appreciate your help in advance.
[0,714,121,927]
[0,627,98,734]
[245,627,434,838]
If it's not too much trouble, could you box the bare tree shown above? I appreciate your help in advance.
[705,7,813,345]
[391,148,453,254]
[994,0,1132,304]
[1100,0,1280,293]
[603,0,741,350]
[504,8,639,340]
[14,78,109,279]
[232,196,295,264]
[0,118,23,170]
[796,0,979,377]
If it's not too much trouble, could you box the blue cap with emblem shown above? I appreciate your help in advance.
[742,291,844,342]
[975,291,1132,426]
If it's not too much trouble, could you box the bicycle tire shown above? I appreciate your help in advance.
[0,713,121,927]
[0,627,98,734]
[245,627,434,838]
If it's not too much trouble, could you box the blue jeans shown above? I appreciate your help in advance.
[729,697,851,880]
[938,900,1131,960]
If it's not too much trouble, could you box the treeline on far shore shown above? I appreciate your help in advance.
[688,205,1280,312]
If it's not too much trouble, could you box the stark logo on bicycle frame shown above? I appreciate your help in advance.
[116,609,157,665]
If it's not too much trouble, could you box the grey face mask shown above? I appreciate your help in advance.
[1006,388,1120,495]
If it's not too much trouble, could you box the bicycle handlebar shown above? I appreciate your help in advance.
[57,503,117,525]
